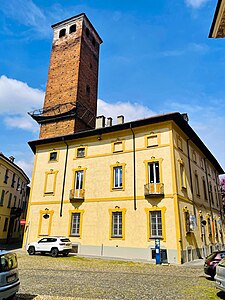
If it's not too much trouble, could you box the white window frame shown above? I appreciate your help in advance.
[150,211,162,238]
[112,211,122,237]
[71,212,81,236]
[113,166,123,189]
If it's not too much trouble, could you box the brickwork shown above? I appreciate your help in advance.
[39,14,102,139]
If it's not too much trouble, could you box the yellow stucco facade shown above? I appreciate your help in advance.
[23,116,224,264]
[0,153,30,243]
[23,13,224,264]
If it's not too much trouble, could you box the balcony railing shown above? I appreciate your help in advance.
[10,207,22,217]
[144,183,164,197]
[69,189,85,201]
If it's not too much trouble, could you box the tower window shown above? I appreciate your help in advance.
[59,28,66,38]
[86,85,90,96]
[86,27,90,37]
[69,24,76,34]
[92,37,96,47]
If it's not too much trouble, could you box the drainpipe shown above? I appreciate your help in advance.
[60,138,69,217]
[187,139,196,217]
[204,158,214,235]
[130,123,137,211]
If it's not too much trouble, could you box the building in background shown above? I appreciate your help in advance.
[209,0,225,38]
[23,13,225,264]
[0,152,30,244]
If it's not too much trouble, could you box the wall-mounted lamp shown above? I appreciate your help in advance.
[43,208,50,219]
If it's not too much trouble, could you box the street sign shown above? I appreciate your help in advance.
[20,219,26,225]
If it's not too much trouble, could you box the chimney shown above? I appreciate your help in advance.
[96,116,105,128]
[106,117,113,127]
[117,115,124,125]
[182,113,189,123]
[9,156,15,163]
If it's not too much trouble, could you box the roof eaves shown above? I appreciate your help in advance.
[0,152,30,183]
[209,0,223,38]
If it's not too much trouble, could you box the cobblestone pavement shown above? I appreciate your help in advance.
[13,250,225,300]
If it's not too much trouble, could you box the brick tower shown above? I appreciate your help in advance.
[29,13,102,139]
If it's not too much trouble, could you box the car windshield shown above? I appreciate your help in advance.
[0,253,18,272]
[60,238,70,242]
[206,252,217,261]
[219,258,225,267]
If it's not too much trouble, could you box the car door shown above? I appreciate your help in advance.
[46,238,57,251]
[36,238,48,251]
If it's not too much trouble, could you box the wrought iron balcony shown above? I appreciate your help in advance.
[69,189,85,201]
[144,183,164,198]
[10,207,22,217]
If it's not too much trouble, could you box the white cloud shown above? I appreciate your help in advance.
[16,159,34,180]
[185,0,209,8]
[160,43,209,57]
[0,75,44,132]
[97,99,155,124]
[0,0,50,37]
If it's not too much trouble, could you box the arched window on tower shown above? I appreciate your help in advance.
[86,85,90,96]
[92,36,96,47]
[69,24,76,34]
[86,27,90,37]
[59,29,66,38]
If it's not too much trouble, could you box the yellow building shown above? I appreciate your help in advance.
[24,112,224,264]
[0,153,30,244]
[23,14,224,264]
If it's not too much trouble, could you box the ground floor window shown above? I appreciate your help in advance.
[3,217,8,232]
[112,212,122,237]
[71,213,81,236]
[70,210,84,237]
[145,207,166,241]
[109,208,126,239]
[150,211,162,238]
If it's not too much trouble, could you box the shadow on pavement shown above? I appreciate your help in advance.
[10,294,38,300]
[217,291,225,299]
[0,242,22,251]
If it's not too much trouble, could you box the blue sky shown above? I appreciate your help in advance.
[0,0,224,178]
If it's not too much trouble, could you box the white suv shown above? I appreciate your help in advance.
[27,236,72,257]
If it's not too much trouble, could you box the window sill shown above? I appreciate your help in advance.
[147,145,158,148]
[110,236,124,240]
[43,192,54,196]
[112,187,124,191]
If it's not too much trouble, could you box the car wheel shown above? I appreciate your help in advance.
[63,251,69,257]
[28,246,35,255]
[51,247,59,257]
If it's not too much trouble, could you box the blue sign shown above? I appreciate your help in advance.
[155,239,161,264]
